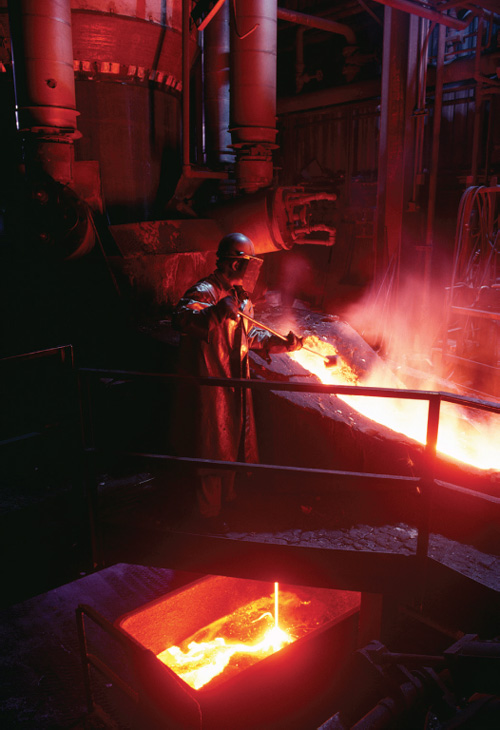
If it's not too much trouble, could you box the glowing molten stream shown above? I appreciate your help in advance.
[157,583,294,690]
[290,336,500,471]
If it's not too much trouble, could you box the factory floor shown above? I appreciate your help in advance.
[97,465,500,591]
[2,465,500,729]
[0,563,200,730]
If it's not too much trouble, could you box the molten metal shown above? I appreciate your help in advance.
[157,583,295,690]
[290,335,500,471]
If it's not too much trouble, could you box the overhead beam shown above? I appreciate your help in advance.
[277,7,356,45]
[372,0,471,30]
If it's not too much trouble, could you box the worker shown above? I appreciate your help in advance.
[172,232,303,532]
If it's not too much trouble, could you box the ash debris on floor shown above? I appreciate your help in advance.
[94,467,500,593]
[0,564,198,730]
[224,524,500,592]
[2,464,499,730]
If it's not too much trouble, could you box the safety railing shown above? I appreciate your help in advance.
[0,344,75,448]
[78,366,500,579]
[76,603,141,721]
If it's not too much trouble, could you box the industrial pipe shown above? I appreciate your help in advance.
[230,0,278,192]
[423,22,446,306]
[206,186,336,253]
[204,0,233,167]
[8,0,79,183]
[182,0,191,171]
[8,0,78,132]
[277,7,356,46]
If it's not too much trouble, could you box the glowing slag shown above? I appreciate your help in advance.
[157,583,294,690]
[290,335,500,472]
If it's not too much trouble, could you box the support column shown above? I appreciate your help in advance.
[373,8,410,286]
[358,593,383,646]
[422,22,446,304]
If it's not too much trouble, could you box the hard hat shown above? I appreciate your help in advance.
[216,232,261,261]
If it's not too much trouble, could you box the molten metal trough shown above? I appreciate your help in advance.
[250,306,500,491]
[115,575,361,729]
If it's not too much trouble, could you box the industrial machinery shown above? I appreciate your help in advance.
[0,3,499,728]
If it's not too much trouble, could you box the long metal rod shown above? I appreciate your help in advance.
[0,343,73,363]
[239,310,336,363]
[191,300,336,362]
[84,447,500,505]
[85,447,420,488]
[196,0,226,32]
[451,305,500,322]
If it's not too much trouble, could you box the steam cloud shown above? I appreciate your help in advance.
[342,272,448,385]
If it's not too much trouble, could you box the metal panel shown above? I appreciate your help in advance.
[278,101,380,186]
[74,81,181,223]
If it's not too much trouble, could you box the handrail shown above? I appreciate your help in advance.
[78,367,500,413]
[76,603,141,715]
[1,343,74,364]
[1,344,76,447]
[83,447,421,485]
[78,365,500,579]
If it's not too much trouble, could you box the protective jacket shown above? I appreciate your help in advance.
[172,269,281,465]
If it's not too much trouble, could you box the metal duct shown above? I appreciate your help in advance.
[206,186,337,253]
[8,0,78,183]
[8,0,77,131]
[230,0,278,192]
[204,0,233,167]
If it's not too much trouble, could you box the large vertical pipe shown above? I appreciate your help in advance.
[182,0,191,171]
[230,0,277,192]
[470,17,484,185]
[373,8,409,285]
[423,22,446,299]
[204,0,232,167]
[8,0,79,183]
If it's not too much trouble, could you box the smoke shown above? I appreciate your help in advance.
[277,252,315,309]
[342,272,448,381]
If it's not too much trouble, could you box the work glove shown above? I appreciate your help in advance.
[214,294,240,322]
[285,330,303,352]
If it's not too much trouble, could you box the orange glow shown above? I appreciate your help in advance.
[157,583,296,690]
[290,336,500,471]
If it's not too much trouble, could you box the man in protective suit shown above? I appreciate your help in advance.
[173,232,303,531]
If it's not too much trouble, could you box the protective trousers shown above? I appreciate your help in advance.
[197,471,236,517]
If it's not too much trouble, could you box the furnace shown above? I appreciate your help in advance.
[81,575,361,729]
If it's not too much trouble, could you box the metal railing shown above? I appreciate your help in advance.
[0,344,75,448]
[78,366,500,575]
